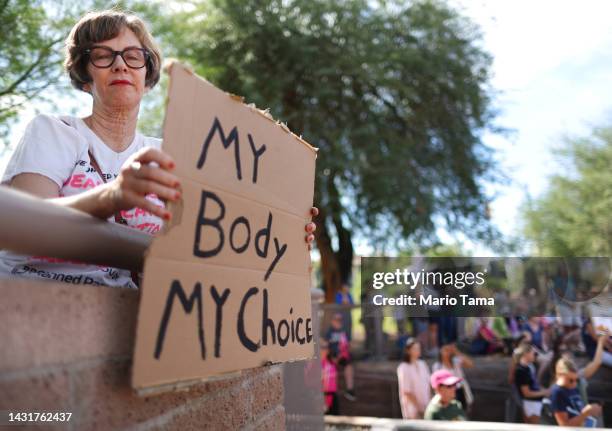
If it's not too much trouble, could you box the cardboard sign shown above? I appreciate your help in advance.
[132,63,317,391]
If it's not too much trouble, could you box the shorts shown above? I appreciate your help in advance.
[522,400,542,417]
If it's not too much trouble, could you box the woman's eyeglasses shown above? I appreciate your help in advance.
[85,46,149,69]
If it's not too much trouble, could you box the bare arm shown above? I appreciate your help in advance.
[403,391,418,405]
[554,411,587,427]
[520,385,549,399]
[555,404,601,427]
[458,353,474,369]
[9,148,180,220]
[581,329,609,379]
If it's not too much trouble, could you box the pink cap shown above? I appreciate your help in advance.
[430,369,462,389]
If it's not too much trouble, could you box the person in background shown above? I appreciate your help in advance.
[471,317,504,355]
[491,316,514,355]
[582,318,612,368]
[334,283,354,341]
[433,342,474,413]
[550,357,602,427]
[522,317,547,352]
[397,338,431,419]
[547,326,609,428]
[320,340,339,415]
[513,343,551,424]
[424,369,467,421]
[325,313,356,401]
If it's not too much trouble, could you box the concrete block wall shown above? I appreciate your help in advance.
[0,279,285,430]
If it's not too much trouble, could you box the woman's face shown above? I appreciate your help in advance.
[410,342,421,359]
[84,27,148,111]
[440,344,453,361]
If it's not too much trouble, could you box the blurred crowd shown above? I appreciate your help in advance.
[320,296,611,427]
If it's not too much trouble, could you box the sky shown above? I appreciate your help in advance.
[449,0,612,251]
[2,0,612,256]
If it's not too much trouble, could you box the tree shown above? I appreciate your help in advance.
[135,0,501,301]
[0,1,62,142]
[0,0,103,145]
[523,126,612,256]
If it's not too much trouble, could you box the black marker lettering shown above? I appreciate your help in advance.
[306,318,313,343]
[290,308,296,343]
[154,280,205,360]
[238,287,260,352]
[295,318,305,344]
[262,288,276,345]
[255,212,272,258]
[264,237,287,281]
[247,133,266,184]
[194,190,225,258]
[229,216,250,254]
[210,285,230,358]
[197,117,242,180]
[277,319,290,346]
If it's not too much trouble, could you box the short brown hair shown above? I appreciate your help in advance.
[64,9,162,92]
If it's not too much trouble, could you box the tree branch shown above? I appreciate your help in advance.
[0,36,64,98]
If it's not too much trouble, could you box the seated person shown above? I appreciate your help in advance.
[424,369,466,421]
[514,343,550,424]
[550,357,602,427]
[471,317,504,355]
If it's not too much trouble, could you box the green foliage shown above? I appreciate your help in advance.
[135,0,502,248]
[0,0,110,144]
[523,126,612,256]
[0,0,60,141]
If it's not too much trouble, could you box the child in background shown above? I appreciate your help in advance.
[433,342,474,413]
[397,338,431,419]
[424,369,467,421]
[325,313,356,400]
[320,340,339,415]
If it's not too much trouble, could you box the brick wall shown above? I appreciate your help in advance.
[0,279,285,430]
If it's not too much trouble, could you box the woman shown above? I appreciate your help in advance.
[513,342,551,424]
[397,338,431,419]
[0,10,317,288]
[432,342,474,413]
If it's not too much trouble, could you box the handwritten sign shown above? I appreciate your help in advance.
[132,63,317,391]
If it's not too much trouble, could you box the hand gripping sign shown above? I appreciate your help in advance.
[132,63,317,391]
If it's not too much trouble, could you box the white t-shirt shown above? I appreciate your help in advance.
[0,114,164,289]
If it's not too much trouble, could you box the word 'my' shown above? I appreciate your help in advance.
[197,117,267,184]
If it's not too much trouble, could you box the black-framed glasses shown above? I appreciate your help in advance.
[85,46,149,69]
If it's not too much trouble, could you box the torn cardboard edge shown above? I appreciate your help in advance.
[163,60,319,155]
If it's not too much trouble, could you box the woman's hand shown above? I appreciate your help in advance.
[102,147,181,220]
[305,206,318,250]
